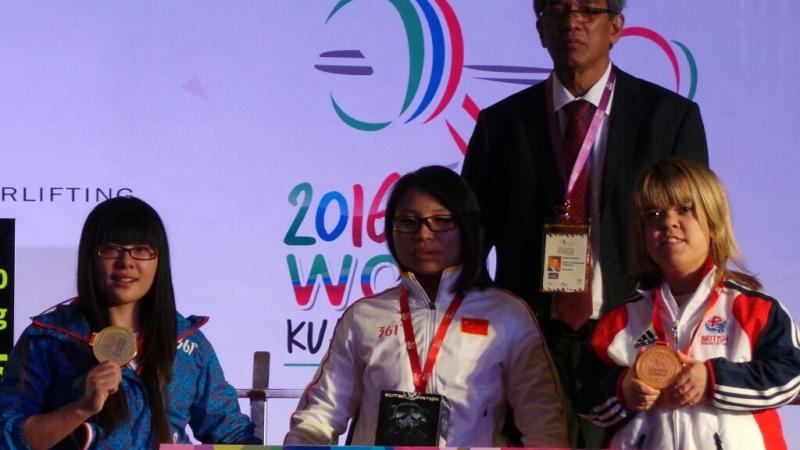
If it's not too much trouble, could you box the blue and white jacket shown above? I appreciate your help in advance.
[0,301,258,449]
[573,269,800,450]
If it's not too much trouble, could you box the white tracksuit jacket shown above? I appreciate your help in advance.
[284,267,568,447]
[574,268,800,450]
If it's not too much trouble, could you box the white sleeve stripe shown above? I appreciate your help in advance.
[595,403,626,423]
[713,398,793,411]
[581,412,626,426]
[715,372,800,398]
[714,385,800,408]
[792,315,800,348]
[777,302,800,348]
[713,402,761,412]
[583,397,627,426]
[591,395,620,414]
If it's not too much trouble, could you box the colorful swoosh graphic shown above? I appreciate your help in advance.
[321,0,464,131]
[318,6,699,151]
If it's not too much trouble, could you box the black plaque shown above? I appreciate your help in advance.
[375,390,450,446]
[0,219,14,381]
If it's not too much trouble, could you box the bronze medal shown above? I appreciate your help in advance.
[634,343,681,389]
[92,326,137,366]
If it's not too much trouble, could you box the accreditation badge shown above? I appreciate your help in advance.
[540,222,590,293]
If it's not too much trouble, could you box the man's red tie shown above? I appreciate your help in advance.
[554,99,594,330]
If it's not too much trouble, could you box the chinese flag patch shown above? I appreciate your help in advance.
[461,317,489,336]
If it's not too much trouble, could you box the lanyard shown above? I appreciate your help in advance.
[399,288,465,393]
[650,282,722,356]
[545,69,616,200]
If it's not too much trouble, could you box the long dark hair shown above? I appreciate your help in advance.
[77,196,177,445]
[385,165,491,294]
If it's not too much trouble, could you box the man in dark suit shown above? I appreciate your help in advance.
[462,0,708,447]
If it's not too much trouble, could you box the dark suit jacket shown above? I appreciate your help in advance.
[462,67,708,321]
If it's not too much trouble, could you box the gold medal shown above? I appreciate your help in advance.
[634,343,681,389]
[92,326,137,366]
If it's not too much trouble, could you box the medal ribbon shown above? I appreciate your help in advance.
[545,68,616,200]
[650,281,722,356]
[399,288,465,393]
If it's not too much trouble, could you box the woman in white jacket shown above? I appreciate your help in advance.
[283,165,568,447]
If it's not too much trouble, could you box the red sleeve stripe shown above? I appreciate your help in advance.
[177,316,209,341]
[704,360,716,402]
[32,320,91,344]
[752,409,787,450]
[592,306,628,366]
[731,293,773,358]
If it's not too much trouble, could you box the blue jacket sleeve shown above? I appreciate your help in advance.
[188,337,260,444]
[0,330,52,450]
[709,293,800,411]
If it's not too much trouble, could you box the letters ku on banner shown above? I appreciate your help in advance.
[0,219,14,379]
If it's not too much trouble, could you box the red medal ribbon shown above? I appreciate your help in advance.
[399,288,465,393]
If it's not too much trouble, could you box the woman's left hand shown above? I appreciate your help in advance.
[667,351,709,408]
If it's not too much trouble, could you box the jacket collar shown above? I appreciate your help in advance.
[656,266,719,319]
[552,61,614,112]
[399,266,463,306]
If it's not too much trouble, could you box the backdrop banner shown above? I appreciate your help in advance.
[1,1,798,444]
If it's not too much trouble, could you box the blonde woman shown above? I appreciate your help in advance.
[573,158,800,449]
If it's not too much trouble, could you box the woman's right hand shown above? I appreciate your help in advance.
[77,361,122,415]
[620,367,661,412]
[23,361,122,449]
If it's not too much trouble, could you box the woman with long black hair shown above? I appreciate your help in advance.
[0,196,258,449]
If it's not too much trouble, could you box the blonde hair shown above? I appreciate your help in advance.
[631,158,761,290]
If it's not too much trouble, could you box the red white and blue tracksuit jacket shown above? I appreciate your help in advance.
[573,269,800,450]
[0,301,259,449]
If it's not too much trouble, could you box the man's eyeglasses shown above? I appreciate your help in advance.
[392,215,457,233]
[95,244,158,261]
[539,5,618,23]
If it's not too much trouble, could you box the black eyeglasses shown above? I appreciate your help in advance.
[392,215,457,233]
[94,244,158,261]
[539,5,618,23]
